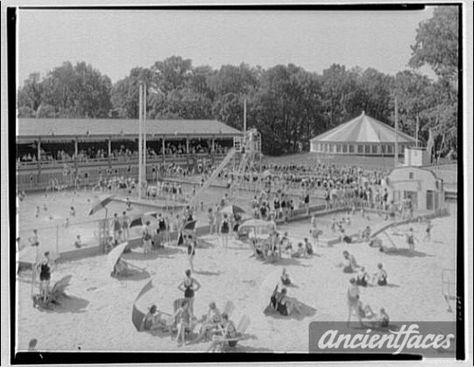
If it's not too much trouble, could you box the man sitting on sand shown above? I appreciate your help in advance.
[373,263,388,286]
[281,268,292,286]
[112,256,131,277]
[338,251,360,273]
[355,267,369,287]
[291,243,306,258]
[140,304,169,332]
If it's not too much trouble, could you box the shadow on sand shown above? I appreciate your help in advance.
[264,257,311,267]
[124,247,183,261]
[37,295,89,314]
[382,248,432,258]
[113,269,151,281]
[194,270,222,276]
[263,301,317,321]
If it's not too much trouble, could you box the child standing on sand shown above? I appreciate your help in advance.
[406,228,417,251]
[220,214,230,248]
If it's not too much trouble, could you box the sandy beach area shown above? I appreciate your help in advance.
[16,210,456,353]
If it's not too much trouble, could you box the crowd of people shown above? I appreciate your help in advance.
[17,142,231,165]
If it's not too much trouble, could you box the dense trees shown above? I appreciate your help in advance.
[19,62,112,118]
[17,7,458,156]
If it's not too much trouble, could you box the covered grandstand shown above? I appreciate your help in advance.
[16,118,242,191]
[310,111,417,156]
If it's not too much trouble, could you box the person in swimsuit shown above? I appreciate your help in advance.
[346,278,360,326]
[373,307,390,328]
[207,208,216,235]
[187,237,196,272]
[192,302,222,343]
[112,213,122,243]
[121,211,130,241]
[173,300,191,345]
[208,312,239,351]
[275,287,300,316]
[355,267,369,287]
[406,228,416,251]
[304,238,313,256]
[220,214,230,248]
[140,304,167,332]
[375,263,388,286]
[37,252,52,302]
[178,270,201,318]
[142,221,152,256]
[424,220,433,242]
[281,268,292,286]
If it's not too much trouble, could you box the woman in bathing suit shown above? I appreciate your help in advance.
[220,214,230,248]
[140,304,167,331]
[187,237,196,272]
[178,269,201,318]
[375,263,388,286]
[37,252,52,301]
[346,278,360,325]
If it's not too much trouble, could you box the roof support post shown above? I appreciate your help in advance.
[107,137,112,168]
[37,139,41,161]
[186,136,190,154]
[74,137,79,179]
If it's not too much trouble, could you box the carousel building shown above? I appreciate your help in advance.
[310,111,417,156]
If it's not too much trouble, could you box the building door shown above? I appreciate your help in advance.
[426,190,434,210]
[404,191,418,210]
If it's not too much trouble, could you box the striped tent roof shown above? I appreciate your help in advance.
[310,112,416,144]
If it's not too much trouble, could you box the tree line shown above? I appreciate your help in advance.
[17,7,458,156]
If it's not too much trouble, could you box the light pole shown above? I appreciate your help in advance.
[138,83,143,199]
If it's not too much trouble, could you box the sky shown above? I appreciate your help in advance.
[17,7,436,85]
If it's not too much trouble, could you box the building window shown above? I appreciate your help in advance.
[357,145,363,153]
[343,145,348,153]
[372,145,378,154]
[365,145,370,153]
[349,145,354,153]
[387,145,393,154]
[337,144,341,153]
[409,172,414,179]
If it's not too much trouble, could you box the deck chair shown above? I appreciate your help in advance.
[226,315,251,347]
[209,315,251,351]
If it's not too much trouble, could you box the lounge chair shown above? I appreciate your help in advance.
[208,315,251,351]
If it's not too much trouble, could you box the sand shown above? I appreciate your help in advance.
[15,210,457,353]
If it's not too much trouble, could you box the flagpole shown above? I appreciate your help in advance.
[138,84,143,199]
[143,85,147,190]
[415,113,419,148]
[394,96,399,167]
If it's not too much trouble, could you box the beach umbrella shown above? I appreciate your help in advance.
[106,242,129,275]
[220,205,246,216]
[50,275,72,298]
[89,195,115,216]
[183,220,197,231]
[132,279,154,330]
[129,212,158,228]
